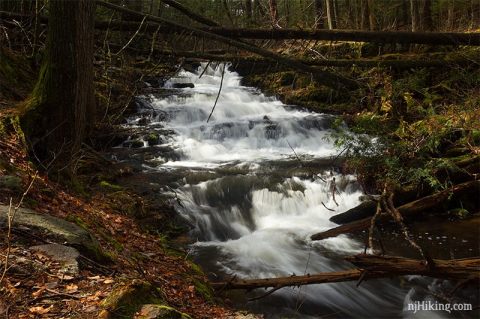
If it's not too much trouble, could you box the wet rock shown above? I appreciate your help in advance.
[172,83,194,89]
[123,140,145,148]
[30,244,80,275]
[0,175,22,192]
[134,304,191,319]
[329,200,377,224]
[0,205,108,262]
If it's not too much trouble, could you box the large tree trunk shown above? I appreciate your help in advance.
[212,255,480,290]
[20,0,95,172]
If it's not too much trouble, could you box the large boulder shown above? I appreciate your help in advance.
[0,205,108,262]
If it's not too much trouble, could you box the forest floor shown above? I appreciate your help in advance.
[0,49,252,319]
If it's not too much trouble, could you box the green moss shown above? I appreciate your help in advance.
[192,278,214,303]
[99,180,124,192]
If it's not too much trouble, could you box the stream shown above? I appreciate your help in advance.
[115,63,478,318]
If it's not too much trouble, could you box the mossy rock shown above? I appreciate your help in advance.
[99,280,165,319]
[134,304,192,319]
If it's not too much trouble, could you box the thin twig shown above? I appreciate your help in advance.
[113,16,146,55]
[1,172,38,285]
[206,63,226,123]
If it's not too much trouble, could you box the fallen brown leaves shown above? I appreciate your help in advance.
[0,129,233,318]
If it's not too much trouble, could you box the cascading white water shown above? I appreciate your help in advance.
[134,63,462,318]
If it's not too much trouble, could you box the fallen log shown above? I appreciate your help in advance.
[311,180,479,241]
[211,255,480,290]
[95,1,358,90]
[200,28,480,46]
[4,10,478,46]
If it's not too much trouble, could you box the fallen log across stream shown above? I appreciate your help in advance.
[211,255,480,290]
[3,10,479,46]
[311,180,479,241]
[94,1,358,90]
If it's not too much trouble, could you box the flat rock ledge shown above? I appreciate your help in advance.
[0,205,108,262]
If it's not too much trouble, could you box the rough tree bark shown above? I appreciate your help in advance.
[20,0,95,172]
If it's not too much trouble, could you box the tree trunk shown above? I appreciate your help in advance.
[314,0,324,29]
[360,0,369,30]
[253,0,266,21]
[20,0,95,172]
[410,0,421,31]
[245,0,252,25]
[268,0,279,27]
[422,0,433,31]
[367,0,375,30]
[325,0,336,29]
[310,181,479,241]
[212,255,480,290]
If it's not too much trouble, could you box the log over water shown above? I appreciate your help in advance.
[211,255,480,290]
